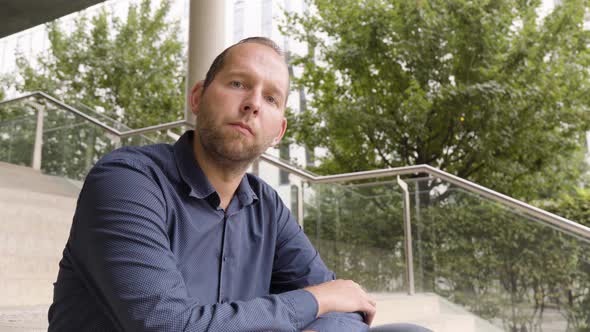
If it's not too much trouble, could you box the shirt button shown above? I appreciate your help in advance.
[223,256,228,262]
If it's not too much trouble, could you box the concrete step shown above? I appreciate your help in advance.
[397,313,476,332]
[0,203,73,223]
[0,254,62,279]
[0,162,81,198]
[0,187,77,211]
[0,164,75,309]
[0,232,68,256]
[0,204,73,235]
[372,293,440,323]
[0,278,54,307]
[371,293,506,332]
[438,296,506,332]
[0,305,48,331]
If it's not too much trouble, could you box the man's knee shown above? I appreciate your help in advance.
[370,323,433,332]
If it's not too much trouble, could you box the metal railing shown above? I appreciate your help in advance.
[2,91,590,297]
[261,153,590,241]
[260,154,590,296]
[0,91,190,139]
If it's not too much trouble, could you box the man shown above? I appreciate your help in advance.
[48,37,430,332]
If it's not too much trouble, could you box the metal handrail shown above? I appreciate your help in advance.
[0,91,192,138]
[74,102,134,131]
[2,92,590,241]
[261,153,590,240]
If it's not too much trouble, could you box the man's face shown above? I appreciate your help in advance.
[191,43,289,164]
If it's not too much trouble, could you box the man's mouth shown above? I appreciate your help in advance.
[228,122,254,136]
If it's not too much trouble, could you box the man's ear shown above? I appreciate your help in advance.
[190,81,205,116]
[271,118,288,147]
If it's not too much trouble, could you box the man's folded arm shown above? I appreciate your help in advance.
[270,191,369,332]
[68,159,319,331]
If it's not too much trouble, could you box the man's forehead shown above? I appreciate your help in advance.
[226,42,285,65]
[223,43,289,85]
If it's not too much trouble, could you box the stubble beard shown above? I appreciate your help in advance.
[196,110,273,173]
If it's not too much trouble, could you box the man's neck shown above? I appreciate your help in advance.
[192,135,247,210]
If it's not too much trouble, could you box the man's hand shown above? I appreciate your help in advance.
[304,279,376,326]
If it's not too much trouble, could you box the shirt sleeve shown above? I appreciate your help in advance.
[68,159,318,332]
[270,190,369,332]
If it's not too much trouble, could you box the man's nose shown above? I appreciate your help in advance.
[241,91,261,115]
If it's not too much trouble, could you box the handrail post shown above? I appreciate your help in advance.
[298,182,305,229]
[397,176,415,295]
[414,181,424,292]
[31,104,44,171]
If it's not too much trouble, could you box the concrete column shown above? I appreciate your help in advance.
[185,0,227,124]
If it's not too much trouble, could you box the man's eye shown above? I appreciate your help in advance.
[266,96,277,104]
[231,81,243,88]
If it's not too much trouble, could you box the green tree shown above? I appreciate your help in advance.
[540,188,590,331]
[283,0,590,200]
[0,0,184,178]
[14,0,185,129]
[283,1,590,330]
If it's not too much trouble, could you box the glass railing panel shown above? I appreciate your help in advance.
[120,124,191,147]
[0,99,39,166]
[0,94,190,180]
[303,181,407,292]
[69,101,133,132]
[0,115,37,167]
[41,122,117,180]
[39,100,120,180]
[41,118,190,181]
[408,177,590,332]
[120,133,152,147]
[67,98,185,132]
[0,96,38,122]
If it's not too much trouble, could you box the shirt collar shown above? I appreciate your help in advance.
[236,174,258,206]
[174,130,258,206]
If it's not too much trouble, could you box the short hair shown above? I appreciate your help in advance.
[202,37,288,95]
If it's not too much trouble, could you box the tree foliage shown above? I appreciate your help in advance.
[0,0,184,177]
[14,0,185,128]
[283,0,590,200]
[284,1,590,330]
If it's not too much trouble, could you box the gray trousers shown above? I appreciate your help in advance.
[370,323,433,332]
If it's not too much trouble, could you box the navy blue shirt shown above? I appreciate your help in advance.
[48,130,367,331]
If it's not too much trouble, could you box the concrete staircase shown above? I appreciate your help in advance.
[371,293,505,332]
[0,162,79,331]
[0,161,506,332]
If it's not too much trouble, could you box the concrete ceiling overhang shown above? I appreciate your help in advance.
[0,0,108,39]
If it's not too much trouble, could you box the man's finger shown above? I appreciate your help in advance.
[365,308,376,326]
